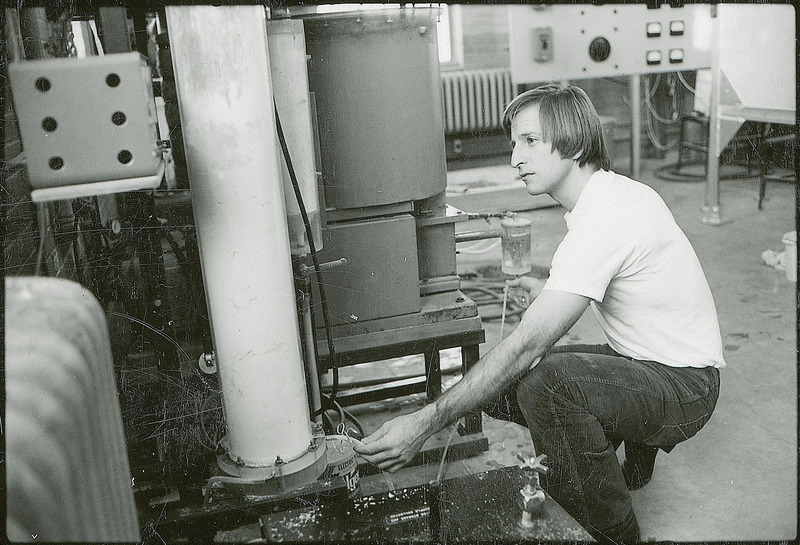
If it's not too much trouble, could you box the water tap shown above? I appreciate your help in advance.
[516,452,548,527]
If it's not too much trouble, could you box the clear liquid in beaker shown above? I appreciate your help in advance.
[501,217,532,275]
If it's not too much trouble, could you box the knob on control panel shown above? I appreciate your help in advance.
[588,37,611,62]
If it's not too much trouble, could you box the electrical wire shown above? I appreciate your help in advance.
[321,410,335,435]
[35,203,47,276]
[646,105,680,152]
[317,392,366,439]
[273,101,340,401]
[653,161,757,183]
[676,71,696,94]
[341,406,366,438]
[646,73,661,100]
[644,74,680,125]
[643,73,682,151]
[199,391,223,452]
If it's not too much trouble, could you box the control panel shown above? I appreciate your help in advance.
[8,52,163,201]
[508,4,713,83]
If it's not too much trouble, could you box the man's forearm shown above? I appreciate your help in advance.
[420,289,591,436]
[354,291,589,472]
[421,328,542,435]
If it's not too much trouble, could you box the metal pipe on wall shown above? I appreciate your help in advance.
[165,6,314,470]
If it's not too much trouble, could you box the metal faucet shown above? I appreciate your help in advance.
[516,452,548,528]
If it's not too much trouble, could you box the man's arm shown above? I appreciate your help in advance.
[353,289,590,472]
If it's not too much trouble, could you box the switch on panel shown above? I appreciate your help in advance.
[532,27,553,63]
[669,48,685,63]
[670,20,685,36]
[646,50,662,65]
[646,22,662,37]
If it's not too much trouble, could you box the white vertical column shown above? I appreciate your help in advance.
[165,6,312,467]
[266,18,322,256]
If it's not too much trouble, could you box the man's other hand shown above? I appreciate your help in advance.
[353,409,434,473]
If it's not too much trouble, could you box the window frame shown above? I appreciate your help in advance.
[438,4,464,71]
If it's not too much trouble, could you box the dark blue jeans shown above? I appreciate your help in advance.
[483,344,720,542]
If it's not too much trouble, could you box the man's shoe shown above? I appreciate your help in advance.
[622,442,658,490]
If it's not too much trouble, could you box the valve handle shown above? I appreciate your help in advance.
[517,452,549,475]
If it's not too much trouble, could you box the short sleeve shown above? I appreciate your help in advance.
[543,215,633,302]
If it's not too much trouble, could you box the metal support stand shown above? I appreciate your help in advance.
[630,74,641,180]
[315,291,486,439]
[703,5,724,226]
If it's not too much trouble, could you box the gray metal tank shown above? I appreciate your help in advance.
[304,7,447,210]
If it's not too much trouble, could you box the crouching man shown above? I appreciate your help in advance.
[354,84,725,544]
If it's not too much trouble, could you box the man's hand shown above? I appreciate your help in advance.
[353,408,436,473]
[506,276,545,301]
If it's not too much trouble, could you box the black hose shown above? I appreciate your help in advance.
[273,101,340,401]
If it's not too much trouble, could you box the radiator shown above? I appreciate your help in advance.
[6,276,140,543]
[441,69,514,135]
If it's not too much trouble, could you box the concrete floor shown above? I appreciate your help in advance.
[337,152,797,542]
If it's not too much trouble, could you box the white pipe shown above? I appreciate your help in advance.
[165,5,312,467]
[266,18,322,256]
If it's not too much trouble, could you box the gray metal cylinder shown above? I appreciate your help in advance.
[304,8,447,210]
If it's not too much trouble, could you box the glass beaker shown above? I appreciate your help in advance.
[500,216,532,275]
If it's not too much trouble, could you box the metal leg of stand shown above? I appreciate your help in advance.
[424,347,442,402]
[460,344,482,435]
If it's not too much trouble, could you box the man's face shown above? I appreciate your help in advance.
[509,103,575,198]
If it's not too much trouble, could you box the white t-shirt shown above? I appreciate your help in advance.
[543,170,726,369]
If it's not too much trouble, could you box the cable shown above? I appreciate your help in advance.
[676,71,696,94]
[646,106,679,152]
[321,409,336,435]
[644,74,680,125]
[317,392,368,438]
[646,73,661,100]
[643,74,683,152]
[341,406,366,438]
[35,203,47,276]
[653,161,757,183]
[273,101,340,400]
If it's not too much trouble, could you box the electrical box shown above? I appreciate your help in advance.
[8,52,162,201]
[508,4,713,83]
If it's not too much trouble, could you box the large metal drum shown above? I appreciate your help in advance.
[304,8,447,210]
